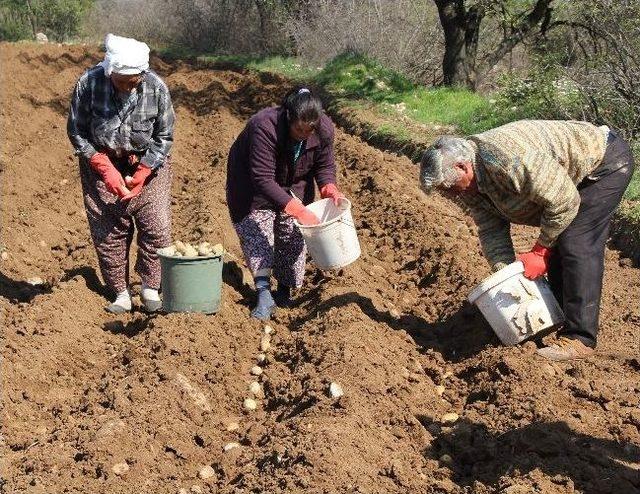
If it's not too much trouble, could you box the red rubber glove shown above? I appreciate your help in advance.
[518,242,552,280]
[284,199,320,226]
[320,183,344,206]
[89,152,129,197]
[122,163,153,200]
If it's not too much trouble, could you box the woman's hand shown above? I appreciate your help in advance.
[122,163,153,200]
[284,198,320,225]
[320,183,344,206]
[89,152,130,197]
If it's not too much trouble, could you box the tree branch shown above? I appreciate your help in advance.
[479,0,554,76]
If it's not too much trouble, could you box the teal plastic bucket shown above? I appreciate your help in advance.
[158,248,223,314]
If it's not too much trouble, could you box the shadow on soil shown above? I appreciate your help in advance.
[103,314,159,337]
[61,266,110,298]
[292,288,500,363]
[0,271,51,303]
[422,418,640,493]
[222,260,253,305]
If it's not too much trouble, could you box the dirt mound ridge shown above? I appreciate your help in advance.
[1,43,638,494]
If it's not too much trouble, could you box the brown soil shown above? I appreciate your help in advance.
[1,43,639,494]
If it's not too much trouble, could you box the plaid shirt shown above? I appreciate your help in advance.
[461,120,608,270]
[67,65,174,169]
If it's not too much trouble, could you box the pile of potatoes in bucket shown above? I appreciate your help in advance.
[163,240,224,258]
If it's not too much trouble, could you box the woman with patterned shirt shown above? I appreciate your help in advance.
[67,34,175,314]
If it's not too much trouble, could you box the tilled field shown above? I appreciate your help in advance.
[1,43,639,494]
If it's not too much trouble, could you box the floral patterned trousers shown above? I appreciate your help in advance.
[233,209,307,288]
[80,159,172,293]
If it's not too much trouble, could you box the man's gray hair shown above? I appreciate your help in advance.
[420,136,476,193]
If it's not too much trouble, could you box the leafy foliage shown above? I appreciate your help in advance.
[0,0,94,41]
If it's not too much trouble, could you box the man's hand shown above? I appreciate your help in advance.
[89,152,129,197]
[518,242,552,279]
[122,163,153,200]
[284,198,320,226]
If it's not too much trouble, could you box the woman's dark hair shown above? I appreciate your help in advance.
[282,86,323,127]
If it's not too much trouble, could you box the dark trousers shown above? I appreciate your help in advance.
[547,133,634,347]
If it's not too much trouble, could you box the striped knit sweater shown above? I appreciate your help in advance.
[461,120,608,270]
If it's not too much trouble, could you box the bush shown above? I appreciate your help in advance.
[497,68,584,119]
[286,0,443,84]
[0,0,94,42]
[85,0,290,55]
[0,15,31,41]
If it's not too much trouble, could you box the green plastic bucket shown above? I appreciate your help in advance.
[158,248,223,314]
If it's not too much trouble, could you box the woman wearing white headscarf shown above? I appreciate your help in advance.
[67,34,175,313]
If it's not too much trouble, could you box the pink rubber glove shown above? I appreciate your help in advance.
[518,242,552,280]
[320,183,345,206]
[89,152,129,197]
[284,199,320,226]
[122,163,153,200]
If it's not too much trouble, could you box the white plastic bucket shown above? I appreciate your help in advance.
[467,261,564,346]
[295,198,361,270]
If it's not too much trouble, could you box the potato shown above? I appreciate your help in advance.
[174,240,187,254]
[158,245,176,256]
[197,244,212,257]
[183,243,198,257]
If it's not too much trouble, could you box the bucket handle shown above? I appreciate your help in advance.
[338,217,356,229]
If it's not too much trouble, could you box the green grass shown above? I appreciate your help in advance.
[625,168,640,201]
[197,54,321,80]
[158,46,320,80]
[246,56,321,80]
[401,87,497,134]
[314,52,501,135]
[315,52,414,101]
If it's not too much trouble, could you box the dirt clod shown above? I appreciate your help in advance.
[223,442,240,452]
[260,335,271,352]
[225,422,240,432]
[440,413,459,424]
[249,381,264,398]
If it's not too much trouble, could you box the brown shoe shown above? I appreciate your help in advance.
[536,337,595,361]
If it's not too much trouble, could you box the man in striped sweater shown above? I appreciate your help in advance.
[420,120,634,361]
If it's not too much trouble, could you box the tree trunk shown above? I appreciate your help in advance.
[24,0,37,38]
[435,0,483,89]
[254,0,271,55]
[435,0,554,89]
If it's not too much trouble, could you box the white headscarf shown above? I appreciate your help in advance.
[100,33,150,76]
